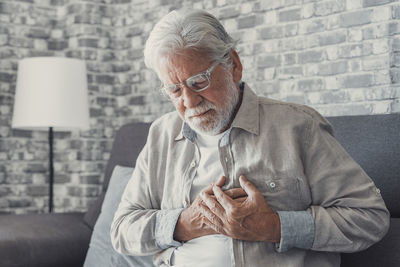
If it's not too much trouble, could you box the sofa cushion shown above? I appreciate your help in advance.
[0,212,91,267]
[83,165,154,267]
[83,122,151,229]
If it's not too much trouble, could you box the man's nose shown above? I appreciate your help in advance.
[181,86,202,108]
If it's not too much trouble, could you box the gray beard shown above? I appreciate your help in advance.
[184,81,240,136]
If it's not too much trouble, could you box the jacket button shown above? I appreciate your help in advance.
[269,182,276,188]
[190,161,196,167]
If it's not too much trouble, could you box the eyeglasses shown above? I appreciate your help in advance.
[160,61,220,99]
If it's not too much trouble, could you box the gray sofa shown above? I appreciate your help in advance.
[0,114,399,267]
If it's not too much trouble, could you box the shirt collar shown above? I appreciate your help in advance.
[174,82,260,142]
[231,82,260,135]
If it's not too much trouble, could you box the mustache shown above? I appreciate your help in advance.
[185,100,216,118]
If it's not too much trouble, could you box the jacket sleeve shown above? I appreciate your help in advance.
[304,114,390,252]
[110,136,183,256]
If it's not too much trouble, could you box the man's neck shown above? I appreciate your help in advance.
[218,82,244,134]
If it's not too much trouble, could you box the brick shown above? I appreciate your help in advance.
[96,96,116,107]
[346,0,363,10]
[259,1,285,11]
[0,34,7,46]
[96,75,115,85]
[318,61,348,76]
[257,55,281,68]
[112,63,131,72]
[372,39,389,54]
[26,28,50,39]
[391,52,400,67]
[284,23,298,37]
[300,19,326,34]
[298,78,325,91]
[238,15,260,29]
[0,187,10,197]
[27,185,48,196]
[390,68,400,84]
[129,95,145,105]
[219,6,240,19]
[338,43,373,58]
[393,5,400,19]
[298,50,324,63]
[341,73,374,88]
[80,175,101,185]
[8,198,31,208]
[8,37,34,48]
[34,39,48,50]
[280,66,303,77]
[363,55,389,71]
[363,0,392,7]
[24,163,47,173]
[263,68,276,80]
[302,3,314,19]
[48,40,68,50]
[340,10,372,27]
[319,30,346,46]
[374,70,391,85]
[0,72,14,83]
[389,22,400,35]
[11,130,33,138]
[349,59,362,72]
[391,99,400,112]
[283,53,297,65]
[348,28,363,42]
[78,38,98,48]
[278,8,301,22]
[314,0,345,16]
[68,186,100,197]
[127,48,143,60]
[259,26,284,40]
[372,6,391,22]
[263,10,277,25]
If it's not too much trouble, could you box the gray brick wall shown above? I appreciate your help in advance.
[0,0,399,214]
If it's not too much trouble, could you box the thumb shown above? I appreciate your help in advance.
[214,176,226,187]
[239,175,259,197]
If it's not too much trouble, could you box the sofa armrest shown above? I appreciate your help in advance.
[341,217,400,267]
[0,212,92,267]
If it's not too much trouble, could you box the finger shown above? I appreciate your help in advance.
[233,196,247,203]
[212,185,236,211]
[201,213,225,235]
[201,190,226,220]
[201,176,226,196]
[239,175,261,198]
[199,200,225,231]
[215,176,226,187]
[223,187,247,199]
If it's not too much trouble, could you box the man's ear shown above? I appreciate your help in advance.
[230,49,243,83]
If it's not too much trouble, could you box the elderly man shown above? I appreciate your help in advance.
[111,9,389,267]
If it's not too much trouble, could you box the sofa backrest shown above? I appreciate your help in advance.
[83,122,151,229]
[327,113,400,218]
[84,113,400,228]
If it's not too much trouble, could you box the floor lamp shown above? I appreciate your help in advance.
[11,57,90,213]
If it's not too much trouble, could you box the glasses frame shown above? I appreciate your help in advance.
[160,61,220,99]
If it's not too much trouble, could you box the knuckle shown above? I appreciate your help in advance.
[229,207,240,217]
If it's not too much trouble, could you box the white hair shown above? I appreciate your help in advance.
[144,9,238,77]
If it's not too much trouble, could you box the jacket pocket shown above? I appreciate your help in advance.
[251,176,305,211]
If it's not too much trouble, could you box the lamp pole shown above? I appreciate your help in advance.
[48,127,54,213]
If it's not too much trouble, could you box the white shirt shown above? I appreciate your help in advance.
[171,131,232,267]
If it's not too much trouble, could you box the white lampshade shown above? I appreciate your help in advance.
[12,57,90,131]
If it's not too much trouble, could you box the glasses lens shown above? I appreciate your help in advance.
[186,74,209,92]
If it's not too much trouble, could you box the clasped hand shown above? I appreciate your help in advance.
[174,175,281,243]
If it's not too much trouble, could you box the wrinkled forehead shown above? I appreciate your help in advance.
[157,49,213,83]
